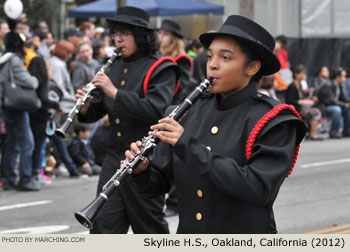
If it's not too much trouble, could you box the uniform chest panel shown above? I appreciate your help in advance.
[103,57,155,114]
[180,98,259,162]
[107,57,154,93]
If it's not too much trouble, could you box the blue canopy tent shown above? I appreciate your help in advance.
[68,0,224,18]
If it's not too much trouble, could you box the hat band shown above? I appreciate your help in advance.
[161,24,176,32]
[219,25,263,46]
[115,14,149,28]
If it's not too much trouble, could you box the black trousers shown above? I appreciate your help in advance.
[90,154,169,234]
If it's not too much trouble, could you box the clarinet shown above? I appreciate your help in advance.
[74,78,213,229]
[55,47,122,138]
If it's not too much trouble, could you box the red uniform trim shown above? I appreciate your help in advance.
[245,104,302,177]
[143,56,179,95]
[174,53,193,71]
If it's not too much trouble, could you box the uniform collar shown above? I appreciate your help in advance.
[215,82,257,110]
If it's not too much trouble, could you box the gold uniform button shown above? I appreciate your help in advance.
[211,126,218,134]
[206,146,211,151]
[123,68,128,74]
[115,118,120,124]
[196,212,202,221]
[121,80,126,86]
[117,132,122,137]
[257,93,262,97]
[197,190,203,198]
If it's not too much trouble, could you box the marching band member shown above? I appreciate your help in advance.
[76,6,179,234]
[126,15,306,234]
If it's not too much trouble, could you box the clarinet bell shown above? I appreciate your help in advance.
[54,128,66,138]
[54,119,73,138]
[74,194,108,229]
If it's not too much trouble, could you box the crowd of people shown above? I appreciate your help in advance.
[0,17,116,191]
[260,35,350,140]
[0,5,346,234]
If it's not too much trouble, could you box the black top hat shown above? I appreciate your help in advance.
[199,15,280,76]
[107,6,153,31]
[158,19,183,39]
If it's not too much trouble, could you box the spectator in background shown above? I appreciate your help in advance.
[49,40,75,115]
[28,55,60,185]
[94,27,105,40]
[317,67,350,138]
[17,23,37,69]
[49,40,82,177]
[0,27,40,191]
[64,28,85,73]
[0,19,10,56]
[19,27,60,185]
[186,39,203,58]
[257,74,278,100]
[32,35,43,57]
[68,123,102,176]
[101,30,114,57]
[273,71,289,102]
[79,21,95,41]
[71,41,100,92]
[274,35,288,70]
[92,39,107,65]
[310,66,331,93]
[71,41,102,139]
[285,65,323,140]
[45,32,55,54]
[33,21,50,60]
[274,35,292,85]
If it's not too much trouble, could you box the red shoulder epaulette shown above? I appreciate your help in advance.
[143,56,179,95]
[245,104,302,177]
[174,53,193,71]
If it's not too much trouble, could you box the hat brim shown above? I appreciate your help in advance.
[107,18,154,31]
[199,32,280,76]
[157,28,183,39]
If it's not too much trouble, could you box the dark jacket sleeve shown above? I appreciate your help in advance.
[133,140,174,196]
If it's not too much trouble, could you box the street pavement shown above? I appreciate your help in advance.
[0,137,349,234]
